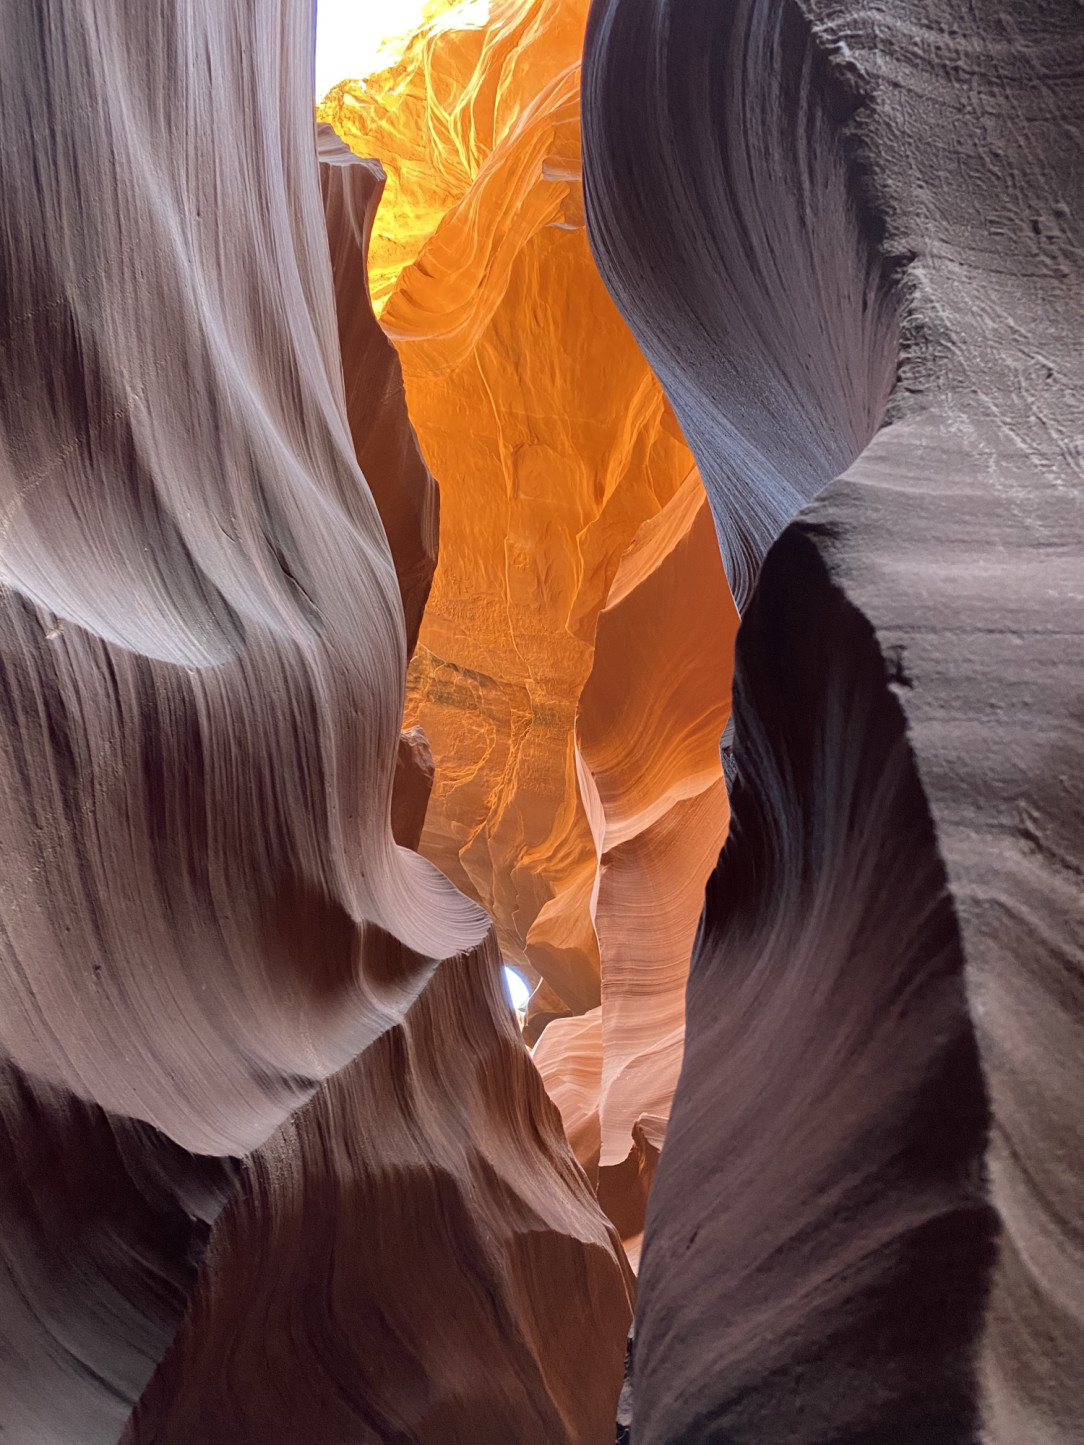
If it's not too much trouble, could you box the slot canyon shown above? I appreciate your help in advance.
[0,0,1080,1442]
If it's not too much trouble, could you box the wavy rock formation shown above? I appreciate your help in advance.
[585,0,1084,1438]
[125,927,633,1445]
[319,6,741,1277]
[0,0,485,1163]
[0,0,634,1437]
[318,0,721,1025]
[11,0,1074,1436]
[534,474,735,1251]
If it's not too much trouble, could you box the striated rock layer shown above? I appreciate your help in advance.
[534,473,735,1251]
[0,0,485,1163]
[319,0,733,1035]
[0,0,633,1437]
[585,0,1084,1438]
[126,930,632,1445]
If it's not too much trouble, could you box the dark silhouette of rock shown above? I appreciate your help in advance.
[318,124,439,657]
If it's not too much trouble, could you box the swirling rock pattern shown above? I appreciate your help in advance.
[0,0,633,1437]
[319,0,725,1021]
[125,928,633,1445]
[585,0,1084,1438]
[319,3,740,1276]
[534,473,735,1253]
[6,0,1077,1437]
[0,0,485,1162]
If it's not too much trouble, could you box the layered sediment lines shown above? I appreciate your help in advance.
[0,1,633,1437]
[534,474,735,1251]
[585,0,1084,1439]
[126,927,632,1445]
[0,0,484,1163]
[319,0,729,1034]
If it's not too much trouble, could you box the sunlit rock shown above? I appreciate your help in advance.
[534,473,736,1249]
[318,1,730,1029]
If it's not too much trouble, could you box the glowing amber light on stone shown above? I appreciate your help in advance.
[319,0,737,1246]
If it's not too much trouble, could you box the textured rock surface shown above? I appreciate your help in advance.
[534,474,735,1248]
[585,0,1083,1438]
[0,0,633,1437]
[318,1,729,1023]
[125,928,633,1445]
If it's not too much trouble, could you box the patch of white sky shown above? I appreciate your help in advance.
[314,0,491,100]
[502,965,531,1013]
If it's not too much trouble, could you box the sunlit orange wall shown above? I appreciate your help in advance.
[318,0,734,1026]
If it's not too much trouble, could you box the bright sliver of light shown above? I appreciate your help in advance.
[314,0,491,100]
[502,965,531,1014]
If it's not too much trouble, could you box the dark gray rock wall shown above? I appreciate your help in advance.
[584,0,1084,1438]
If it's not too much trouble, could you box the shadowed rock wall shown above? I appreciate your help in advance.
[124,929,633,1445]
[584,0,1084,1438]
[318,123,440,656]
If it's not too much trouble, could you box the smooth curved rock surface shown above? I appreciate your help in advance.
[319,0,721,1015]
[534,473,735,1247]
[582,0,900,610]
[125,927,633,1445]
[0,0,486,1161]
[0,1,636,1439]
[585,0,1084,1437]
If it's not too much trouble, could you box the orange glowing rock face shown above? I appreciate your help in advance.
[534,475,737,1247]
[320,0,737,1235]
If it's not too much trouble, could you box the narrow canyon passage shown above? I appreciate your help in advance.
[0,1,1080,1443]
[318,1,738,1260]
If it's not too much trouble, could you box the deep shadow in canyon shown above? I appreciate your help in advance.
[584,0,1084,1440]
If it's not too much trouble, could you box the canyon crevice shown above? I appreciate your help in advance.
[0,0,1081,1441]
